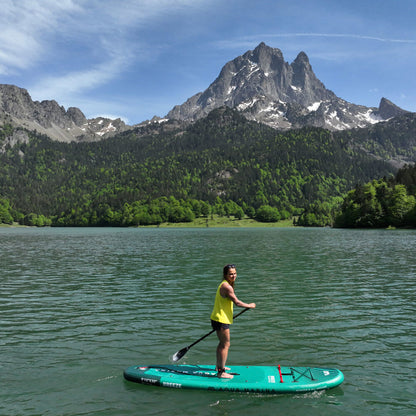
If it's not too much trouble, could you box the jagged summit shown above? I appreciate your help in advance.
[167,42,408,130]
[377,97,408,119]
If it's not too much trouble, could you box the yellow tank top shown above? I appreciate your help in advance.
[210,280,233,324]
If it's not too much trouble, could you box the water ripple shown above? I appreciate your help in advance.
[1,227,416,415]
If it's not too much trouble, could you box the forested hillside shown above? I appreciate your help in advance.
[340,113,416,166]
[1,108,414,227]
[331,164,416,228]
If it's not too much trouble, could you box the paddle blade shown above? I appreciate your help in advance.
[172,346,189,362]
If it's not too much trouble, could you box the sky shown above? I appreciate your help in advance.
[1,0,415,125]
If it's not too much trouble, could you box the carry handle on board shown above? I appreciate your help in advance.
[172,308,250,362]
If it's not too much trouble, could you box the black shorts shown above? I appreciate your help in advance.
[211,320,230,330]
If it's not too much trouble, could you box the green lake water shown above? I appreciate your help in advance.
[1,227,415,415]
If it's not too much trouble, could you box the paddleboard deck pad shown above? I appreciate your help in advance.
[124,364,344,394]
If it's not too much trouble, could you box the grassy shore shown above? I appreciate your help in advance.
[152,216,295,228]
[1,217,295,228]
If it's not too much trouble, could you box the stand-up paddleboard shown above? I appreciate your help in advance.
[123,364,344,394]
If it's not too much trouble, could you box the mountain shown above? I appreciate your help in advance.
[2,103,416,226]
[0,84,129,143]
[0,107,399,220]
[0,43,411,145]
[167,42,409,130]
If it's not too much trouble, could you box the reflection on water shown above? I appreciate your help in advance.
[1,227,415,415]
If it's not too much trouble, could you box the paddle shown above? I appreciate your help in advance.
[172,307,250,362]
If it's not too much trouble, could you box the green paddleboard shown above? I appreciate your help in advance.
[123,364,344,394]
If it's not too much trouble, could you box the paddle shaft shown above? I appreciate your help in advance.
[188,307,249,349]
[172,307,250,361]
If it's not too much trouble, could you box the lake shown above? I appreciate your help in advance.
[1,227,415,415]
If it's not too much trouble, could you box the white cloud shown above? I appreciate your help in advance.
[0,0,82,74]
[0,0,209,76]
[30,55,129,100]
[0,29,38,73]
[5,0,212,120]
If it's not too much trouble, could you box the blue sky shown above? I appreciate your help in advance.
[1,0,415,125]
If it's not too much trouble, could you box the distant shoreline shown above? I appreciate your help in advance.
[1,218,295,228]
[150,217,295,228]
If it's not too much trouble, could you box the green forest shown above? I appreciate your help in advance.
[297,164,416,228]
[1,107,416,228]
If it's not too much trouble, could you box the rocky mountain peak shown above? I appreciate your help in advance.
[377,97,408,119]
[291,51,312,78]
[167,42,409,131]
[291,51,313,82]
[250,42,285,69]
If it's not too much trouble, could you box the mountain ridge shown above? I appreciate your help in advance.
[0,84,129,143]
[0,43,411,144]
[166,42,408,131]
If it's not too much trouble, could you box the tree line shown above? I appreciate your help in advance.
[297,164,416,228]
[1,107,415,228]
[0,194,293,226]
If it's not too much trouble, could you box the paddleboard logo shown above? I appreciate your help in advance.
[323,371,330,376]
[140,377,157,384]
[163,382,182,389]
[139,376,162,386]
[268,375,276,383]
